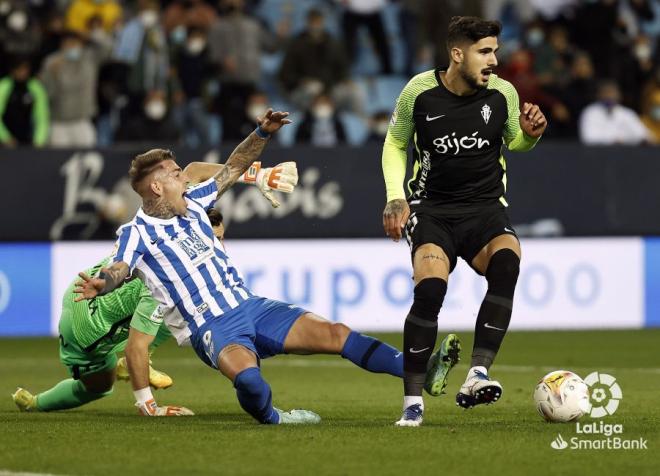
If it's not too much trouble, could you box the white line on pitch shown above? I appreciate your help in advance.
[0,470,69,476]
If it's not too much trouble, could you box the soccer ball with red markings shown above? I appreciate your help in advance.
[533,370,590,423]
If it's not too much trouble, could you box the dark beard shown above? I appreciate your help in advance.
[459,65,486,91]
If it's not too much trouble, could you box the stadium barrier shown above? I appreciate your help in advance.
[0,238,658,336]
[0,144,659,240]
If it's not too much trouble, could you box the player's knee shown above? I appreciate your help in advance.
[409,277,448,322]
[328,322,351,351]
[486,249,520,295]
[233,367,264,396]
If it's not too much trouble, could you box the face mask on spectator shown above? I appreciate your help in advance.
[8,10,28,31]
[187,38,206,55]
[526,29,544,48]
[374,121,389,137]
[145,99,167,120]
[171,25,186,44]
[313,104,334,120]
[141,10,159,28]
[246,103,268,120]
[65,46,82,61]
[634,44,652,62]
[601,99,616,109]
[651,106,660,122]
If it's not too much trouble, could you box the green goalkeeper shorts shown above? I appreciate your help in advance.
[58,306,118,380]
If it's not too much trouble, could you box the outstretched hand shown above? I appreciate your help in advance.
[519,102,547,138]
[73,271,106,301]
[256,108,292,134]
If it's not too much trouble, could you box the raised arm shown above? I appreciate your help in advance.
[214,108,291,195]
[73,261,129,301]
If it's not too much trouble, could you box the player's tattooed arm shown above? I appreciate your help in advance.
[383,198,410,242]
[73,261,130,301]
[183,162,228,185]
[215,109,292,196]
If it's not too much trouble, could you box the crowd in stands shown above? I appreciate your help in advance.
[0,0,659,149]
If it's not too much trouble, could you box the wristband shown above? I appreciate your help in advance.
[134,386,155,405]
[255,126,270,139]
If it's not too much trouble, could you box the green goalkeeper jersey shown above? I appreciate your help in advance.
[62,256,164,356]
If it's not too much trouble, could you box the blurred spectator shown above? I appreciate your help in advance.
[0,1,42,74]
[640,86,660,142]
[295,93,346,147]
[398,0,422,76]
[499,49,571,137]
[418,0,481,69]
[618,34,656,109]
[530,26,573,91]
[172,26,217,148]
[208,0,279,140]
[40,30,110,147]
[35,13,66,69]
[116,89,180,143]
[579,80,652,145]
[279,9,363,114]
[65,0,122,35]
[224,90,269,141]
[163,0,217,37]
[341,0,392,74]
[559,52,598,134]
[365,110,389,144]
[113,0,169,103]
[0,58,49,147]
[569,0,620,78]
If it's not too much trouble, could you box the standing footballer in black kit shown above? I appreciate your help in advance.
[381,16,547,427]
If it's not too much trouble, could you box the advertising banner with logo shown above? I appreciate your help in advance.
[1,145,659,241]
[20,237,643,337]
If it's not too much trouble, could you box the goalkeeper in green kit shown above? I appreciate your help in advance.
[11,254,192,415]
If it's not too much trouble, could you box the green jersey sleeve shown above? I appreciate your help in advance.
[382,70,438,202]
[129,283,163,336]
[487,75,540,152]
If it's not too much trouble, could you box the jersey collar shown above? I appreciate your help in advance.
[136,207,183,226]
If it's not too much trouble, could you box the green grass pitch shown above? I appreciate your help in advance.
[1,330,658,476]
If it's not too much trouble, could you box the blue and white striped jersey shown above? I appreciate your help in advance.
[113,178,252,343]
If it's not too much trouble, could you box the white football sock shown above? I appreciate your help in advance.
[403,395,424,410]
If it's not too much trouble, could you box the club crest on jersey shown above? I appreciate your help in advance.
[176,229,211,263]
[481,104,492,124]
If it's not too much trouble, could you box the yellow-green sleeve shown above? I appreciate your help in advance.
[382,71,437,202]
[488,75,540,152]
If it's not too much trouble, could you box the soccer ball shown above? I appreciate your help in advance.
[533,370,590,423]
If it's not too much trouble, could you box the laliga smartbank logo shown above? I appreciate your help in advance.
[551,372,647,451]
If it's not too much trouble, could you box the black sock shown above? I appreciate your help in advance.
[404,278,447,396]
[472,249,520,369]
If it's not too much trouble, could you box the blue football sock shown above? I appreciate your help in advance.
[341,331,404,378]
[234,367,280,424]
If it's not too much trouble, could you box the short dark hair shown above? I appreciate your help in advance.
[207,208,224,227]
[128,148,175,192]
[446,16,501,53]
